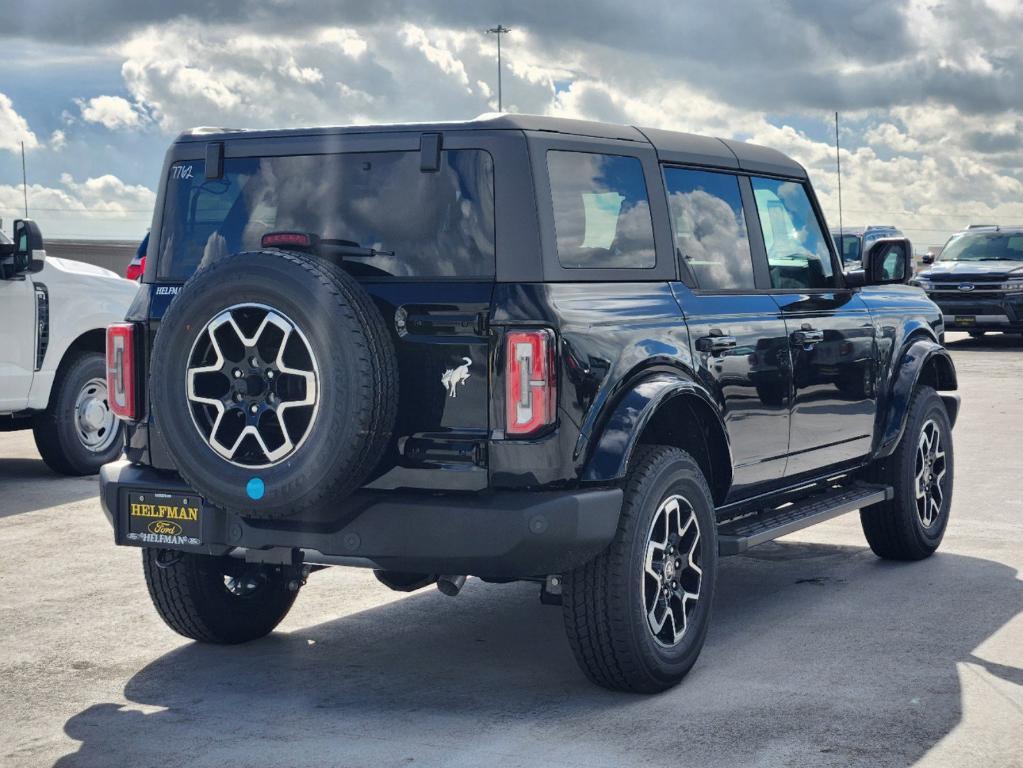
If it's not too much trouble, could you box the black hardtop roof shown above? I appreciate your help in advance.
[176,113,807,179]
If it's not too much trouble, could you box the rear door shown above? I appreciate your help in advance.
[664,166,792,497]
[748,176,878,477]
[152,132,498,490]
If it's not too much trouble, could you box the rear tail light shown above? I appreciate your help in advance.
[125,254,145,281]
[505,329,556,436]
[107,323,138,420]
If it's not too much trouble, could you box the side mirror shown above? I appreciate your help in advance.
[921,253,934,264]
[11,219,45,274]
[861,237,913,285]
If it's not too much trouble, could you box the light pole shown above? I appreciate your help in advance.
[486,25,511,112]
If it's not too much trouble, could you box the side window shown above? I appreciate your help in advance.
[663,167,754,290]
[751,177,835,290]
[547,150,656,269]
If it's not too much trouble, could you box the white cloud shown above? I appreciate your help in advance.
[49,129,67,151]
[0,92,40,152]
[0,173,155,239]
[5,5,1021,248]
[78,94,147,129]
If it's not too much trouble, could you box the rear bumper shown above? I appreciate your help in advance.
[99,461,622,578]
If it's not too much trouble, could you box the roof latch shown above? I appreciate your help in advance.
[205,141,224,180]
[420,132,442,173]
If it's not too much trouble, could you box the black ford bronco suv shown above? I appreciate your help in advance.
[101,114,959,692]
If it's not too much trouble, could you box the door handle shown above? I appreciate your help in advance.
[696,332,737,354]
[791,327,824,346]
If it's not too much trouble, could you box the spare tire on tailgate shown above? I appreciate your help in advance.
[149,250,398,519]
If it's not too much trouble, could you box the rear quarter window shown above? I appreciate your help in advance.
[158,149,495,280]
[546,150,656,269]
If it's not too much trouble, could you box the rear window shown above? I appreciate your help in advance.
[547,150,655,269]
[157,149,495,280]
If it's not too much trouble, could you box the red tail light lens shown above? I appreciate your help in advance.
[506,329,556,436]
[107,323,137,420]
[125,255,145,281]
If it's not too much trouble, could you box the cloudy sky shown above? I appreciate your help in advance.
[2,0,1023,247]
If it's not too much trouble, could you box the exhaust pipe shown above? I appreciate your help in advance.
[436,574,467,597]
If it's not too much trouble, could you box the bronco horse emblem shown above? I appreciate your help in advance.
[441,357,472,397]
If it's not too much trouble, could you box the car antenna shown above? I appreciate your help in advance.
[835,112,843,235]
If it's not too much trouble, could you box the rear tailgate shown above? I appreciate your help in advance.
[359,281,492,491]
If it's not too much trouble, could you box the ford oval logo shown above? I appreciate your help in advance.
[148,520,182,536]
[958,283,975,292]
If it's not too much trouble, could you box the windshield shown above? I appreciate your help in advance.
[833,234,862,264]
[158,149,495,281]
[939,232,1023,262]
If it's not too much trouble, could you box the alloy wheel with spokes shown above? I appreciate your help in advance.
[644,494,703,647]
[186,303,319,468]
[914,418,947,528]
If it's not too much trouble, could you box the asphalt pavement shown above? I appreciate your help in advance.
[1,332,1021,768]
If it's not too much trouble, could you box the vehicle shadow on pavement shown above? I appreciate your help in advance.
[0,458,98,518]
[945,333,1023,352]
[55,542,1023,768]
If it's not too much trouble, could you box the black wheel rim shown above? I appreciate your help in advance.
[186,303,319,468]
[915,418,947,529]
[643,494,703,647]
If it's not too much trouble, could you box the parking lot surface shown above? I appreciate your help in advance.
[1,332,1021,768]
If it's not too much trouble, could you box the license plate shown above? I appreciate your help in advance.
[954,315,976,326]
[126,491,203,546]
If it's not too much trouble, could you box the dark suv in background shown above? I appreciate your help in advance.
[913,225,1023,336]
[832,225,904,268]
[100,114,958,692]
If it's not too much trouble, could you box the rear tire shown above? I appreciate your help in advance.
[861,385,953,560]
[562,445,717,693]
[142,550,298,644]
[33,351,124,476]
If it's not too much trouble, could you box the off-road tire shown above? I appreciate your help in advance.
[33,351,124,476]
[861,385,953,560]
[142,550,298,644]
[562,445,717,693]
[148,250,398,519]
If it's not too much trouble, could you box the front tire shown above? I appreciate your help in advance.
[142,550,299,644]
[860,385,953,560]
[33,351,124,476]
[562,445,717,693]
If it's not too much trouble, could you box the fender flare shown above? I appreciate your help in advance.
[876,338,958,458]
[581,372,732,484]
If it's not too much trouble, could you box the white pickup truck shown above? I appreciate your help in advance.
[0,220,138,475]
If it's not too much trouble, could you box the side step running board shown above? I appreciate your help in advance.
[717,482,892,556]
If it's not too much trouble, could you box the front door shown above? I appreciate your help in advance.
[748,175,878,477]
[774,291,877,475]
[664,166,792,498]
[0,274,36,411]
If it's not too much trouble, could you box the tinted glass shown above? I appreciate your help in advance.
[664,167,754,290]
[939,232,1023,262]
[547,151,655,269]
[751,178,835,289]
[158,150,495,280]
[879,246,907,281]
[834,234,862,264]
